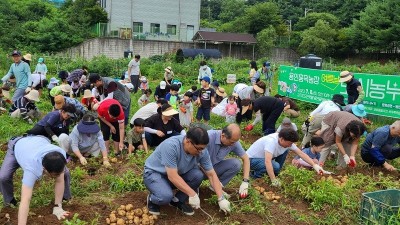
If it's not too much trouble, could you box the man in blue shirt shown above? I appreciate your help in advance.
[0,135,71,223]
[204,124,250,198]
[143,127,231,216]
[361,121,400,171]
[1,50,32,103]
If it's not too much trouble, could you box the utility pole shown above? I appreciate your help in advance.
[286,19,292,46]
[305,8,312,17]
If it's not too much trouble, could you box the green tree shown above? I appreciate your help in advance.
[294,12,340,31]
[256,25,278,56]
[298,20,338,56]
[218,0,247,23]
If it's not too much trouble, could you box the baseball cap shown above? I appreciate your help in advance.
[11,50,21,56]
[201,76,211,84]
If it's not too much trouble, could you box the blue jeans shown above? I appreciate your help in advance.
[143,168,204,205]
[202,158,241,186]
[123,99,131,126]
[250,150,289,178]
[145,131,180,147]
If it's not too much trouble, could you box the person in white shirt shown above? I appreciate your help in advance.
[301,94,345,148]
[31,73,47,96]
[129,99,167,128]
[247,128,325,187]
[127,54,141,93]
[197,61,212,83]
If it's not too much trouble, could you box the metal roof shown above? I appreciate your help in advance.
[193,31,257,44]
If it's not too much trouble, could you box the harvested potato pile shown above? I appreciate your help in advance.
[106,204,157,225]
[320,175,348,187]
[253,186,282,203]
[109,157,118,163]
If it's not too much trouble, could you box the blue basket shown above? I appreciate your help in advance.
[359,189,400,224]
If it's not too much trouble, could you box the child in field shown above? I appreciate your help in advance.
[139,76,148,93]
[195,76,215,124]
[165,84,180,110]
[188,85,198,101]
[127,118,148,154]
[138,89,152,107]
[225,95,238,123]
[179,92,193,128]
[292,136,324,168]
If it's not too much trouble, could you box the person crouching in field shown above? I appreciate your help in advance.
[292,136,325,169]
[127,118,148,154]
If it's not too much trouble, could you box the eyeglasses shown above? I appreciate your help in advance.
[189,140,205,152]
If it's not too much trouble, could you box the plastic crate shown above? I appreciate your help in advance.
[359,189,400,224]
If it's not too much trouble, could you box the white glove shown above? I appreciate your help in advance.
[79,157,87,165]
[53,206,68,220]
[343,154,350,164]
[25,87,31,93]
[239,181,249,198]
[313,164,323,174]
[52,135,59,143]
[188,194,200,209]
[218,198,231,213]
[271,179,281,187]
[27,118,33,124]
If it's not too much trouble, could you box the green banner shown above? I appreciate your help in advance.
[278,65,400,119]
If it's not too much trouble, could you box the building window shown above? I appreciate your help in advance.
[167,25,177,35]
[133,22,143,33]
[150,23,160,34]
[100,0,106,8]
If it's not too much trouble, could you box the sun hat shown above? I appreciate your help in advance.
[24,89,40,102]
[11,50,21,56]
[351,104,367,117]
[38,58,44,63]
[164,66,172,73]
[160,81,166,89]
[339,71,353,83]
[54,95,65,110]
[77,115,100,134]
[253,84,264,94]
[23,53,32,61]
[201,76,211,84]
[216,87,227,97]
[140,76,147,82]
[331,94,345,106]
[83,89,93,98]
[161,104,178,116]
[49,77,59,84]
[60,84,72,93]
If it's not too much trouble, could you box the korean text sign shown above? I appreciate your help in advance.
[278,65,400,119]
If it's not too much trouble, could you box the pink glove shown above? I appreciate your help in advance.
[244,124,254,131]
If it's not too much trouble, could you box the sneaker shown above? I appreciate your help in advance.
[4,198,18,208]
[147,195,160,215]
[169,200,194,216]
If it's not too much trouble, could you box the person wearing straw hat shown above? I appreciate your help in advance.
[9,90,41,124]
[316,111,367,169]
[361,120,400,172]
[144,126,230,216]
[27,104,77,143]
[22,53,32,65]
[1,50,32,103]
[144,103,186,147]
[235,81,266,124]
[339,71,365,105]
[215,87,227,104]
[34,57,48,75]
[164,66,174,85]
[81,89,99,111]
[50,84,73,107]
[58,114,110,167]
[243,96,285,136]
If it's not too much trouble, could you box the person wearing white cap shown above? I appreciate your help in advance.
[164,66,174,85]
[154,81,168,101]
[58,114,110,167]
[144,103,186,147]
[34,57,48,75]
[339,71,365,104]
[1,50,32,103]
[9,89,41,124]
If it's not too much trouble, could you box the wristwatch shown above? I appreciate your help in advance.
[54,203,62,208]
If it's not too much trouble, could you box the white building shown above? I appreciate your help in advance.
[100,0,201,42]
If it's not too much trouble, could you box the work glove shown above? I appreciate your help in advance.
[271,178,281,187]
[244,124,254,131]
[25,87,31,93]
[343,154,350,165]
[218,198,231,213]
[79,156,87,165]
[188,194,200,209]
[103,160,111,167]
[349,156,357,168]
[313,164,324,175]
[53,205,69,220]
[239,181,249,199]
[52,135,59,143]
